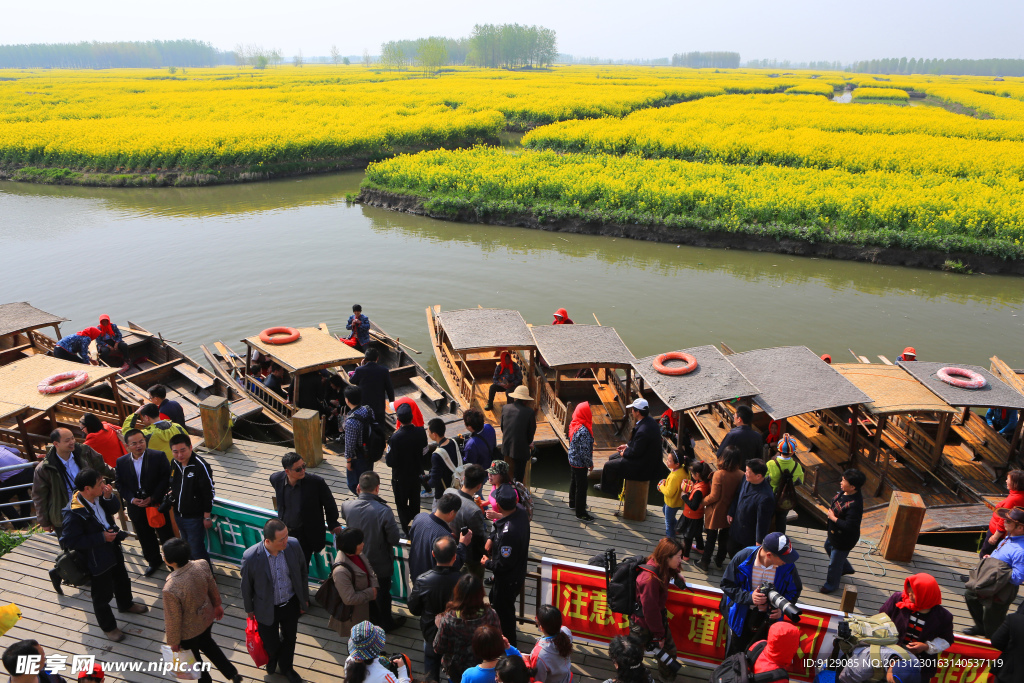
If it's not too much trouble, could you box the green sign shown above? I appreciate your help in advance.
[207,498,411,603]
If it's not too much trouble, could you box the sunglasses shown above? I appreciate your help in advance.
[291,465,306,472]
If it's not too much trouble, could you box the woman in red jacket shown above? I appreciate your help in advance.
[751,621,800,681]
[80,412,127,468]
[983,470,1024,556]
[631,538,685,682]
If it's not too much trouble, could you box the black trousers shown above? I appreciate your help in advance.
[294,530,320,568]
[179,625,238,683]
[489,578,522,649]
[599,456,641,494]
[726,535,748,559]
[126,504,174,567]
[773,508,790,535]
[725,607,768,657]
[393,478,421,533]
[703,527,731,566]
[52,346,86,363]
[98,341,131,366]
[257,596,300,675]
[91,554,135,632]
[0,467,34,528]
[371,570,397,628]
[487,384,510,404]
[513,458,527,484]
[568,467,589,516]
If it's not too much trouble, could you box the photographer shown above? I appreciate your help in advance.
[631,538,685,683]
[720,531,802,656]
[60,468,148,642]
[344,621,412,683]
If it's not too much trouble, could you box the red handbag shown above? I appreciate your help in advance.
[245,616,269,668]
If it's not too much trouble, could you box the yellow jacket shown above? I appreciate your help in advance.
[123,413,188,461]
[659,467,688,508]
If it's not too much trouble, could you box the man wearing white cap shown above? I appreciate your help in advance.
[596,398,663,497]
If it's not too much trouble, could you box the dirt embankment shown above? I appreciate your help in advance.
[358,187,1024,276]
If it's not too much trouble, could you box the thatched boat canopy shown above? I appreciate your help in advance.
[244,327,364,374]
[633,345,759,412]
[726,345,871,420]
[899,361,1024,409]
[832,363,956,416]
[437,309,536,353]
[0,355,119,411]
[0,302,67,338]
[0,401,28,421]
[530,325,635,369]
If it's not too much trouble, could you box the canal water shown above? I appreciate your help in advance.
[1,172,1022,519]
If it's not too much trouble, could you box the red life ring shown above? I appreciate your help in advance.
[936,366,987,390]
[38,370,89,395]
[653,352,698,376]
[259,327,301,345]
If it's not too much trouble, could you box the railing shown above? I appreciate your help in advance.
[0,460,39,526]
[0,426,50,456]
[62,393,126,421]
[538,374,568,434]
[29,329,57,353]
[242,374,293,420]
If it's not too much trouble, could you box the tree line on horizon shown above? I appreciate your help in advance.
[379,24,558,73]
[847,57,1024,77]
[671,52,740,68]
[0,40,233,69]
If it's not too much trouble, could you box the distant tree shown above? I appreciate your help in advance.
[671,51,740,68]
[331,45,341,64]
[363,48,371,67]
[380,41,407,71]
[293,49,304,67]
[467,24,557,69]
[416,37,448,75]
[343,56,350,65]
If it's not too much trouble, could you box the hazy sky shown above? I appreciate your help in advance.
[5,0,1023,62]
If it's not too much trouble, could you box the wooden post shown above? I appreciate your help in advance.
[108,375,126,419]
[877,491,926,562]
[871,414,885,463]
[840,585,858,613]
[1009,414,1024,460]
[847,405,860,462]
[563,401,574,437]
[293,408,323,467]
[622,480,648,521]
[873,415,890,497]
[933,412,953,466]
[15,413,34,458]
[199,396,232,451]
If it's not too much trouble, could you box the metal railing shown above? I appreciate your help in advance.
[0,460,38,526]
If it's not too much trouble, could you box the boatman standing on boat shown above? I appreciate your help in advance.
[552,309,573,325]
[346,304,371,352]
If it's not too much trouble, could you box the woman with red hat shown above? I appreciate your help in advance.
[880,573,954,682]
[897,347,917,362]
[96,315,131,373]
[551,309,573,325]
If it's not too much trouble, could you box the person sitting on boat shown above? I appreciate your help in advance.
[484,351,523,413]
[258,359,273,379]
[463,409,497,468]
[897,347,917,362]
[148,384,186,429]
[95,314,131,372]
[263,365,287,395]
[820,354,832,364]
[596,398,663,496]
[53,327,101,364]
[346,304,371,352]
[987,408,1020,439]
[552,308,573,325]
[122,402,188,461]
[879,573,954,683]
[982,470,1024,556]
[325,374,347,440]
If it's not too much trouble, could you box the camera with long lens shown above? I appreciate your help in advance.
[758,581,802,623]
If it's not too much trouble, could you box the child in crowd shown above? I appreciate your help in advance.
[495,656,532,683]
[525,605,574,683]
[461,626,520,683]
[678,461,711,561]
[658,451,687,538]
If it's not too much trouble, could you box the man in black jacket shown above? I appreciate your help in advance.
[991,603,1024,683]
[270,451,341,567]
[500,385,536,482]
[484,485,530,648]
[726,459,775,555]
[407,492,470,582]
[61,469,148,642]
[820,468,865,594]
[351,348,395,432]
[447,464,489,579]
[597,398,662,495]
[341,471,404,631]
[385,403,429,533]
[115,428,172,576]
[167,434,215,566]
[408,536,462,683]
[716,404,762,467]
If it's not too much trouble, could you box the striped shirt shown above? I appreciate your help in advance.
[751,561,777,591]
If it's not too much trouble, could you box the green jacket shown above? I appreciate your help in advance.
[31,443,115,530]
[123,413,188,461]
[766,455,805,495]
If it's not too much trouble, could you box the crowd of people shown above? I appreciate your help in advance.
[6,327,1024,683]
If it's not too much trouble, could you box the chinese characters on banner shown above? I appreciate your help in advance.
[540,558,997,683]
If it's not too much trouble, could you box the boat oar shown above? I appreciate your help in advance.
[593,313,601,326]
[394,338,422,355]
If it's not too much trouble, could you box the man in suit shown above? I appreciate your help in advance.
[351,347,395,432]
[269,452,341,567]
[500,385,536,483]
[385,403,429,533]
[241,519,309,683]
[115,428,172,576]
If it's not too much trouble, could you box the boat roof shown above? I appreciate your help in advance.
[898,361,1024,409]
[0,401,28,420]
[726,345,872,419]
[632,345,759,412]
[832,363,956,415]
[0,302,68,338]
[437,309,536,352]
[244,327,364,374]
[0,355,120,412]
[530,325,635,369]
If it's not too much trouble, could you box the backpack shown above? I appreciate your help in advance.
[512,480,534,521]
[435,440,466,490]
[315,562,355,623]
[708,641,788,683]
[53,549,90,591]
[605,551,652,616]
[842,613,900,646]
[354,411,387,463]
[771,458,798,512]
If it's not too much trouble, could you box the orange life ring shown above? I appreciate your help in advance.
[259,327,301,345]
[937,366,986,390]
[653,352,698,376]
[38,370,89,394]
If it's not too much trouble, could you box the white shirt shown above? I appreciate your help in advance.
[84,495,110,527]
[131,452,145,489]
[59,454,79,497]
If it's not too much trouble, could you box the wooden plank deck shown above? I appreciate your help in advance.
[0,437,1010,683]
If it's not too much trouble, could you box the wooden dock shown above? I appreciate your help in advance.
[0,438,1011,683]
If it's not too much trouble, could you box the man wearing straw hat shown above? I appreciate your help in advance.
[500,385,536,483]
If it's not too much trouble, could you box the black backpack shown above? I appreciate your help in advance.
[354,412,387,463]
[708,641,788,683]
[772,459,797,512]
[604,550,653,617]
[51,549,90,594]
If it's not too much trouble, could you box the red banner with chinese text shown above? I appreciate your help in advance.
[541,558,997,683]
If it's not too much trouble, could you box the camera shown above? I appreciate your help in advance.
[107,526,129,543]
[758,581,802,623]
[157,497,174,514]
[460,526,470,536]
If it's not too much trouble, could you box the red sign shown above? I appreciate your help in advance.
[541,558,997,683]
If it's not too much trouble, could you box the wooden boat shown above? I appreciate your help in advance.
[0,302,68,366]
[204,322,461,444]
[426,306,636,477]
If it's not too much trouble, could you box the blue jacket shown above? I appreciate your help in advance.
[407,511,466,583]
[56,334,92,362]
[60,491,125,575]
[464,424,496,467]
[728,478,775,548]
[346,314,371,347]
[720,546,802,637]
[987,408,1020,438]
